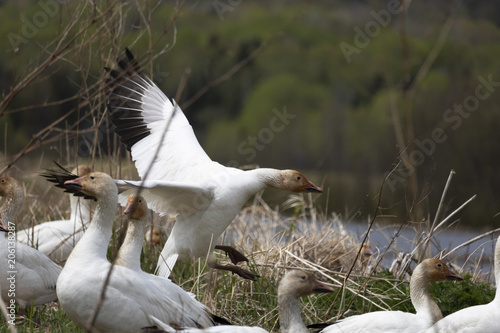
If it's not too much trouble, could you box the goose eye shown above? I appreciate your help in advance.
[90,176,95,180]
[296,176,301,181]
[437,263,442,268]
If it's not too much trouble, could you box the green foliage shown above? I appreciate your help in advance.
[430,273,496,317]
[1,1,500,225]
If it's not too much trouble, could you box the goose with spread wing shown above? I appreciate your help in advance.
[42,168,215,332]
[105,49,323,280]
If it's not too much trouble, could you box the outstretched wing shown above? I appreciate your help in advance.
[114,179,215,215]
[106,49,212,183]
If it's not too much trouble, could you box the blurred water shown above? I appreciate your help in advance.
[225,214,498,282]
[343,221,498,279]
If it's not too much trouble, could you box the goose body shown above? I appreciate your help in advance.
[320,259,462,333]
[106,49,323,279]
[45,170,213,332]
[17,165,93,262]
[0,176,61,311]
[148,269,333,333]
[422,235,500,333]
[115,194,216,326]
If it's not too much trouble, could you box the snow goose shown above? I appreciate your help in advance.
[146,227,165,246]
[43,169,214,332]
[0,176,62,314]
[17,164,93,262]
[148,269,334,333]
[115,193,223,326]
[106,49,323,280]
[423,235,500,333]
[319,259,463,333]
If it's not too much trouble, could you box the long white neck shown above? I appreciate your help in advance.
[66,191,118,263]
[0,186,24,223]
[245,168,282,192]
[69,195,92,224]
[278,292,308,333]
[115,217,145,271]
[410,266,442,323]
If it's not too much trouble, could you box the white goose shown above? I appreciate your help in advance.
[423,235,500,333]
[319,259,463,333]
[115,193,223,326]
[17,165,93,262]
[106,49,323,280]
[0,176,62,314]
[149,269,334,333]
[43,170,214,332]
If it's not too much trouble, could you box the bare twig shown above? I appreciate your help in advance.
[442,228,500,260]
[418,170,455,260]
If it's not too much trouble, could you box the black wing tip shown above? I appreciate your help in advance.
[125,47,134,60]
[106,48,152,152]
[41,161,97,202]
[116,47,142,74]
[211,314,232,326]
[307,323,332,331]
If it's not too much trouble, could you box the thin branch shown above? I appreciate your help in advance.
[418,170,455,260]
[442,228,500,260]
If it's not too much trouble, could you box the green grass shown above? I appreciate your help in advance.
[0,160,497,332]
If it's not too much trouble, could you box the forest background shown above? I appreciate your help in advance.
[0,0,499,230]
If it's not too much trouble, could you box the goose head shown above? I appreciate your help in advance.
[73,165,93,177]
[278,269,334,299]
[361,243,374,257]
[0,176,24,200]
[150,229,164,245]
[279,170,323,193]
[63,172,116,201]
[419,258,463,282]
[124,194,148,220]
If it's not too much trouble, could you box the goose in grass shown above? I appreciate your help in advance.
[42,168,215,332]
[105,49,323,280]
[115,193,228,326]
[17,164,93,262]
[317,259,463,333]
[0,176,62,314]
[422,234,500,333]
[148,269,334,333]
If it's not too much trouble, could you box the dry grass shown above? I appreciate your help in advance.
[0,158,497,332]
[0,2,496,330]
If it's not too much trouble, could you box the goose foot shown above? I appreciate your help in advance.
[214,245,249,264]
[209,262,260,281]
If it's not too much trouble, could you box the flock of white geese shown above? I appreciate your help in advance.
[0,49,499,332]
